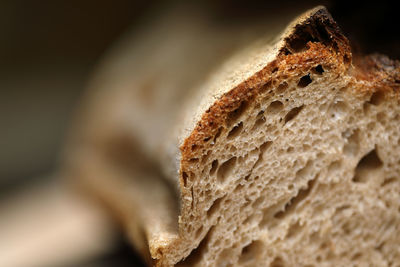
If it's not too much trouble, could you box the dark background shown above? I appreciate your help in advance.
[0,1,398,266]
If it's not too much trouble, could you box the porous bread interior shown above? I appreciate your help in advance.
[177,64,400,266]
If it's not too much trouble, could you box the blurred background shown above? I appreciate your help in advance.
[0,0,398,266]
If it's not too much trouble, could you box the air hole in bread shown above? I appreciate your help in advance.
[302,143,311,151]
[284,105,304,124]
[227,122,243,139]
[216,247,235,266]
[381,177,397,187]
[182,172,188,187]
[256,109,264,117]
[243,213,257,225]
[217,157,237,183]
[252,195,266,209]
[375,242,385,252]
[233,183,244,193]
[313,64,324,75]
[207,195,225,217]
[260,196,292,230]
[353,148,383,183]
[319,241,328,250]
[319,102,328,112]
[328,160,342,173]
[362,101,371,114]
[227,101,248,127]
[250,174,260,181]
[267,101,284,114]
[276,82,288,94]
[270,256,285,267]
[286,220,302,238]
[296,160,313,179]
[335,205,351,214]
[213,127,223,143]
[253,141,273,169]
[326,160,342,183]
[369,91,384,106]
[351,252,362,260]
[203,136,212,142]
[329,101,348,121]
[270,61,279,73]
[201,151,211,164]
[259,80,273,94]
[238,240,264,264]
[343,129,360,156]
[284,21,329,54]
[252,111,266,130]
[342,221,352,235]
[260,140,273,152]
[189,158,199,163]
[195,225,203,239]
[275,175,316,219]
[210,160,218,175]
[298,74,312,87]
[315,21,330,42]
[377,112,387,123]
[316,255,322,262]
[367,122,376,132]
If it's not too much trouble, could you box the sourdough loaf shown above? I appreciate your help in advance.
[65,6,400,266]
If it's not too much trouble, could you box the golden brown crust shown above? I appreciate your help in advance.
[279,7,350,59]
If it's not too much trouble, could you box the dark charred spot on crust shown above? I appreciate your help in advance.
[281,7,350,65]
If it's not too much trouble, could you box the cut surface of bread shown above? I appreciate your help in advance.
[176,55,400,266]
[65,5,400,267]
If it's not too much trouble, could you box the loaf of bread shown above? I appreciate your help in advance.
[64,6,400,266]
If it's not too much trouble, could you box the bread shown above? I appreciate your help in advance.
[64,5,400,266]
